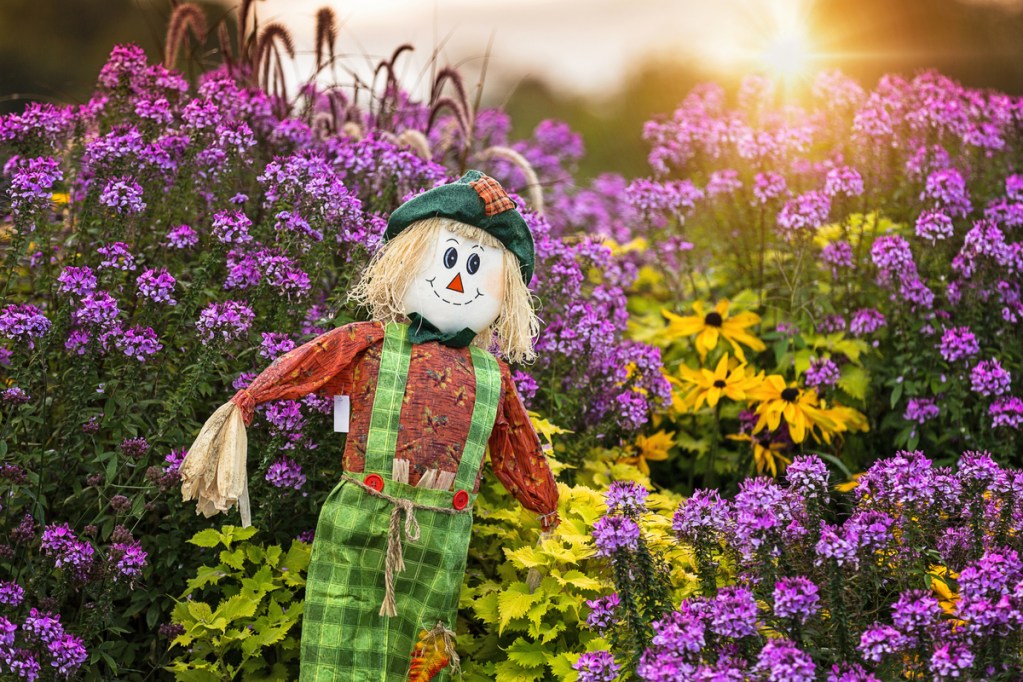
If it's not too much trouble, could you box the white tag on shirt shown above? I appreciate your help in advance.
[333,395,350,433]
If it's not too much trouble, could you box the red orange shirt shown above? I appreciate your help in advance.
[231,321,560,529]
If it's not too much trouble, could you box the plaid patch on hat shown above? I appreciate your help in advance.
[469,174,515,217]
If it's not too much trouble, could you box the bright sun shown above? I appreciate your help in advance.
[698,0,820,83]
[760,30,813,79]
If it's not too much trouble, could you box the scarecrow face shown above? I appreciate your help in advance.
[402,224,505,334]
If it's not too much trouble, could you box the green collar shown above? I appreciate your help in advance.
[406,313,478,348]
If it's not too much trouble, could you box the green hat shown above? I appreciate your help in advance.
[385,170,536,285]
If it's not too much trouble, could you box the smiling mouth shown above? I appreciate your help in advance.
[426,277,483,306]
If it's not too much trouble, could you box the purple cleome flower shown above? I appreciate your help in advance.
[115,325,162,361]
[815,521,859,568]
[259,332,296,360]
[47,632,89,676]
[805,357,841,389]
[585,593,621,633]
[930,643,974,681]
[915,210,955,243]
[166,224,198,248]
[136,268,176,305]
[99,175,146,214]
[0,581,24,607]
[752,639,816,682]
[753,172,788,205]
[990,397,1023,429]
[673,489,730,545]
[822,240,854,272]
[109,540,148,583]
[574,651,620,682]
[196,300,254,345]
[786,455,829,501]
[0,304,51,348]
[939,326,979,363]
[904,397,940,424]
[772,576,821,624]
[96,242,136,271]
[605,481,648,517]
[849,308,885,335]
[824,165,864,197]
[970,358,1011,397]
[592,515,641,557]
[22,608,64,645]
[858,623,905,663]
[710,586,758,638]
[57,266,97,297]
[265,457,306,491]
[777,190,831,236]
[211,209,253,244]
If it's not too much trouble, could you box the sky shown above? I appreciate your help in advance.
[251,0,748,96]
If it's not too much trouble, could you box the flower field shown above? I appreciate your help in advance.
[1,4,1023,681]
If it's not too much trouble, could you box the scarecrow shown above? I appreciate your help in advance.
[179,171,560,681]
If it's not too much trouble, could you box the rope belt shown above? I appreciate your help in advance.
[341,474,468,617]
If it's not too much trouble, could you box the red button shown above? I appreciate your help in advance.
[364,474,384,492]
[452,489,469,510]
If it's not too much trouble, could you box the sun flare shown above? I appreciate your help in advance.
[697,0,820,84]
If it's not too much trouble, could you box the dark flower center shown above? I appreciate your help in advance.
[704,311,723,327]
[713,380,727,388]
[781,387,800,402]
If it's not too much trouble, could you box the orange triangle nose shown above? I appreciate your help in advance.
[446,273,464,293]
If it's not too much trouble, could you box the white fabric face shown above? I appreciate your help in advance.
[401,224,505,334]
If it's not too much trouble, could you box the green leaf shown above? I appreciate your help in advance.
[245,544,265,565]
[264,545,283,568]
[220,548,246,571]
[494,659,545,682]
[890,380,904,409]
[186,601,214,624]
[838,365,870,401]
[497,583,540,635]
[189,529,223,549]
[216,594,257,623]
[505,638,547,669]
[556,570,603,592]
[185,565,227,594]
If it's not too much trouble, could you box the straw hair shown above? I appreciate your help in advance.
[349,217,539,363]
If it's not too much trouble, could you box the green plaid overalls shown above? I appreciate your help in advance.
[300,322,500,681]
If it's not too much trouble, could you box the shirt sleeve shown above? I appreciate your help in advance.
[231,321,384,426]
[487,362,561,531]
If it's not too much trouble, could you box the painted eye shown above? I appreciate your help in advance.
[443,247,458,269]
[466,253,481,275]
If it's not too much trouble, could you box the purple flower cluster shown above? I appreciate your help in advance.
[970,358,1011,397]
[805,357,841,389]
[939,326,979,362]
[166,224,198,248]
[99,175,146,214]
[0,304,51,348]
[777,190,831,236]
[990,397,1023,429]
[592,515,641,557]
[136,268,176,304]
[57,266,97,297]
[772,576,820,623]
[573,651,620,682]
[904,397,940,424]
[849,308,885,336]
[585,593,621,633]
[196,300,254,345]
[115,325,162,361]
[265,457,306,491]
[40,523,94,579]
[915,210,955,243]
[604,481,648,517]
